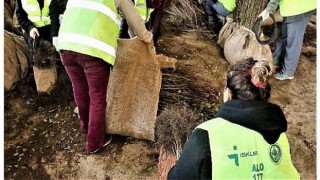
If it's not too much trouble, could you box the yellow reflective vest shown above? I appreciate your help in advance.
[57,0,120,65]
[135,0,153,22]
[279,0,316,17]
[218,0,236,12]
[196,118,300,179]
[21,0,51,27]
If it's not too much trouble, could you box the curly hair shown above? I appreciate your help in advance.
[226,57,273,101]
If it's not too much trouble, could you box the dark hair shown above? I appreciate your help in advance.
[226,57,273,101]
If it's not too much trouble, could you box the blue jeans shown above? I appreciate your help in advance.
[273,12,314,77]
[206,0,231,17]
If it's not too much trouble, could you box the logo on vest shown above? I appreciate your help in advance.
[228,145,258,166]
[269,144,282,164]
[228,145,239,166]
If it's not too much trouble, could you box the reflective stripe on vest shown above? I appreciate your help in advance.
[135,0,153,22]
[218,0,236,12]
[279,0,316,17]
[196,118,300,179]
[57,0,120,65]
[21,0,51,27]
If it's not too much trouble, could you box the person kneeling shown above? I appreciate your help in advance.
[167,58,300,179]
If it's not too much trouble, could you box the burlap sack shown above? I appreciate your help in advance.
[13,8,20,30]
[106,38,161,141]
[218,19,238,49]
[33,39,58,94]
[4,2,14,32]
[224,26,273,65]
[156,54,177,69]
[33,65,57,94]
[4,31,30,91]
[4,0,21,35]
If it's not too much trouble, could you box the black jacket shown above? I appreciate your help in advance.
[167,100,287,179]
[16,0,41,33]
[49,0,67,37]
[15,0,60,37]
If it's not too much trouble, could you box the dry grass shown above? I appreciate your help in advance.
[163,0,206,29]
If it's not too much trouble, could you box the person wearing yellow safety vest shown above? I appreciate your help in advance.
[258,0,316,80]
[56,0,153,154]
[168,58,300,179]
[127,0,154,37]
[205,0,236,32]
[16,0,58,55]
[136,0,154,22]
[119,0,153,39]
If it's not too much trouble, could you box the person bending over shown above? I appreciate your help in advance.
[57,0,153,154]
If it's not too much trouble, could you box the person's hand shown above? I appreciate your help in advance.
[142,31,153,44]
[258,9,270,21]
[52,36,58,47]
[29,28,40,39]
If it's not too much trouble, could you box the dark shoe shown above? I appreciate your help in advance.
[88,135,112,154]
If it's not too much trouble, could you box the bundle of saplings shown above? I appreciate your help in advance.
[156,106,204,179]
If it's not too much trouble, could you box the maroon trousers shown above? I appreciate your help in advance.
[60,50,110,152]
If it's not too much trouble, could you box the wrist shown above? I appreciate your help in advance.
[26,24,36,33]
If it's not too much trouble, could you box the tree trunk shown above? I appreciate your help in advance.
[233,0,269,29]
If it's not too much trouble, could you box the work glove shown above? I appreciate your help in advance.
[52,36,58,47]
[258,9,270,21]
[30,28,40,39]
